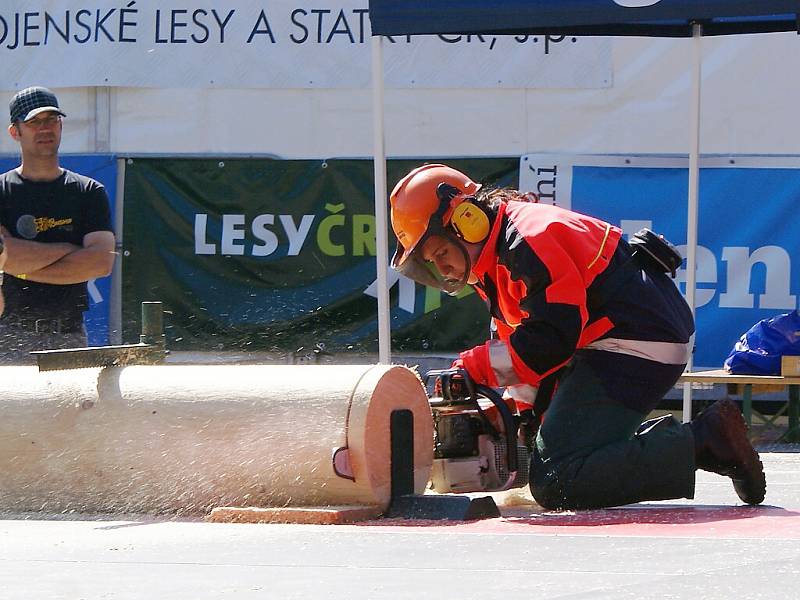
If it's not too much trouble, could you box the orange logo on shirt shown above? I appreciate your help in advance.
[34,216,72,233]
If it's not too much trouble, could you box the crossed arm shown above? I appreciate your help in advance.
[0,227,116,285]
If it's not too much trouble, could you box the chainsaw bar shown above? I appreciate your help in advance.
[32,343,167,372]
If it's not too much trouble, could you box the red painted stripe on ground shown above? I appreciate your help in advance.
[362,505,800,539]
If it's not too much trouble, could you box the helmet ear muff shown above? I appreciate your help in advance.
[449,198,490,243]
[436,182,490,244]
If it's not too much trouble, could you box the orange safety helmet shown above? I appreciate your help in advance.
[389,164,483,294]
[390,164,481,266]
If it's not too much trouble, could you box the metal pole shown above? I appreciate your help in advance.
[140,301,165,346]
[109,158,126,345]
[92,86,111,153]
[682,23,702,422]
[371,35,391,365]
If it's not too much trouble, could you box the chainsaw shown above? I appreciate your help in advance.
[424,368,535,494]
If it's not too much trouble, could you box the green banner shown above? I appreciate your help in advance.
[122,157,519,353]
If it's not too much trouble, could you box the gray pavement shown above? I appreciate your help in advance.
[2,452,799,600]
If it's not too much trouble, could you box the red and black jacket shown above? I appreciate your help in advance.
[459,200,694,389]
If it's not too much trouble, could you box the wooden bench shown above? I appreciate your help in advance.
[679,369,800,442]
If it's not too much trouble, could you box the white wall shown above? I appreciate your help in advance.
[0,32,797,159]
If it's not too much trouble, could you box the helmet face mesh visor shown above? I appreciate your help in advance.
[391,230,470,296]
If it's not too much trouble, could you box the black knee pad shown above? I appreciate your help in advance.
[529,452,570,510]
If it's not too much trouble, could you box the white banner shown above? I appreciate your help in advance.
[0,0,612,90]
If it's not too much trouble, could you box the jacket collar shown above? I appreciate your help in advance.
[471,201,508,282]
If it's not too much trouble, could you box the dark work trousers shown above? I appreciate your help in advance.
[0,321,87,365]
[530,349,696,510]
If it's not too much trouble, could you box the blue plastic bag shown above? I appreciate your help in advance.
[724,311,800,375]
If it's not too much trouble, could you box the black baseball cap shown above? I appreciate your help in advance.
[9,86,66,123]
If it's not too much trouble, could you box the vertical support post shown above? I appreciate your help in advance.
[742,384,753,430]
[109,158,126,345]
[682,22,703,423]
[92,86,111,153]
[140,301,165,346]
[788,385,799,443]
[371,35,391,365]
[390,409,414,499]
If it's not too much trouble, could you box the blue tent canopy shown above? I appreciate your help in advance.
[368,0,799,37]
[366,0,800,373]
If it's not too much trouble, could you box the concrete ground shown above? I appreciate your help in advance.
[2,449,799,600]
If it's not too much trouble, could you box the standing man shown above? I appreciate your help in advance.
[0,86,115,363]
[390,163,766,509]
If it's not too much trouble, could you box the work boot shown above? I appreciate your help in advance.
[689,399,766,505]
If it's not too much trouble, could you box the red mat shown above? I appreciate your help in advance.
[360,505,800,539]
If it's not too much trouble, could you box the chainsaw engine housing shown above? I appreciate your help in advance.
[426,369,532,494]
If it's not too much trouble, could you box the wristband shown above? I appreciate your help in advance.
[17,273,27,280]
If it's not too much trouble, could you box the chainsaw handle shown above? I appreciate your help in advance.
[426,369,499,437]
[424,367,476,401]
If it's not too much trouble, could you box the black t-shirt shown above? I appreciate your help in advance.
[0,168,113,320]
